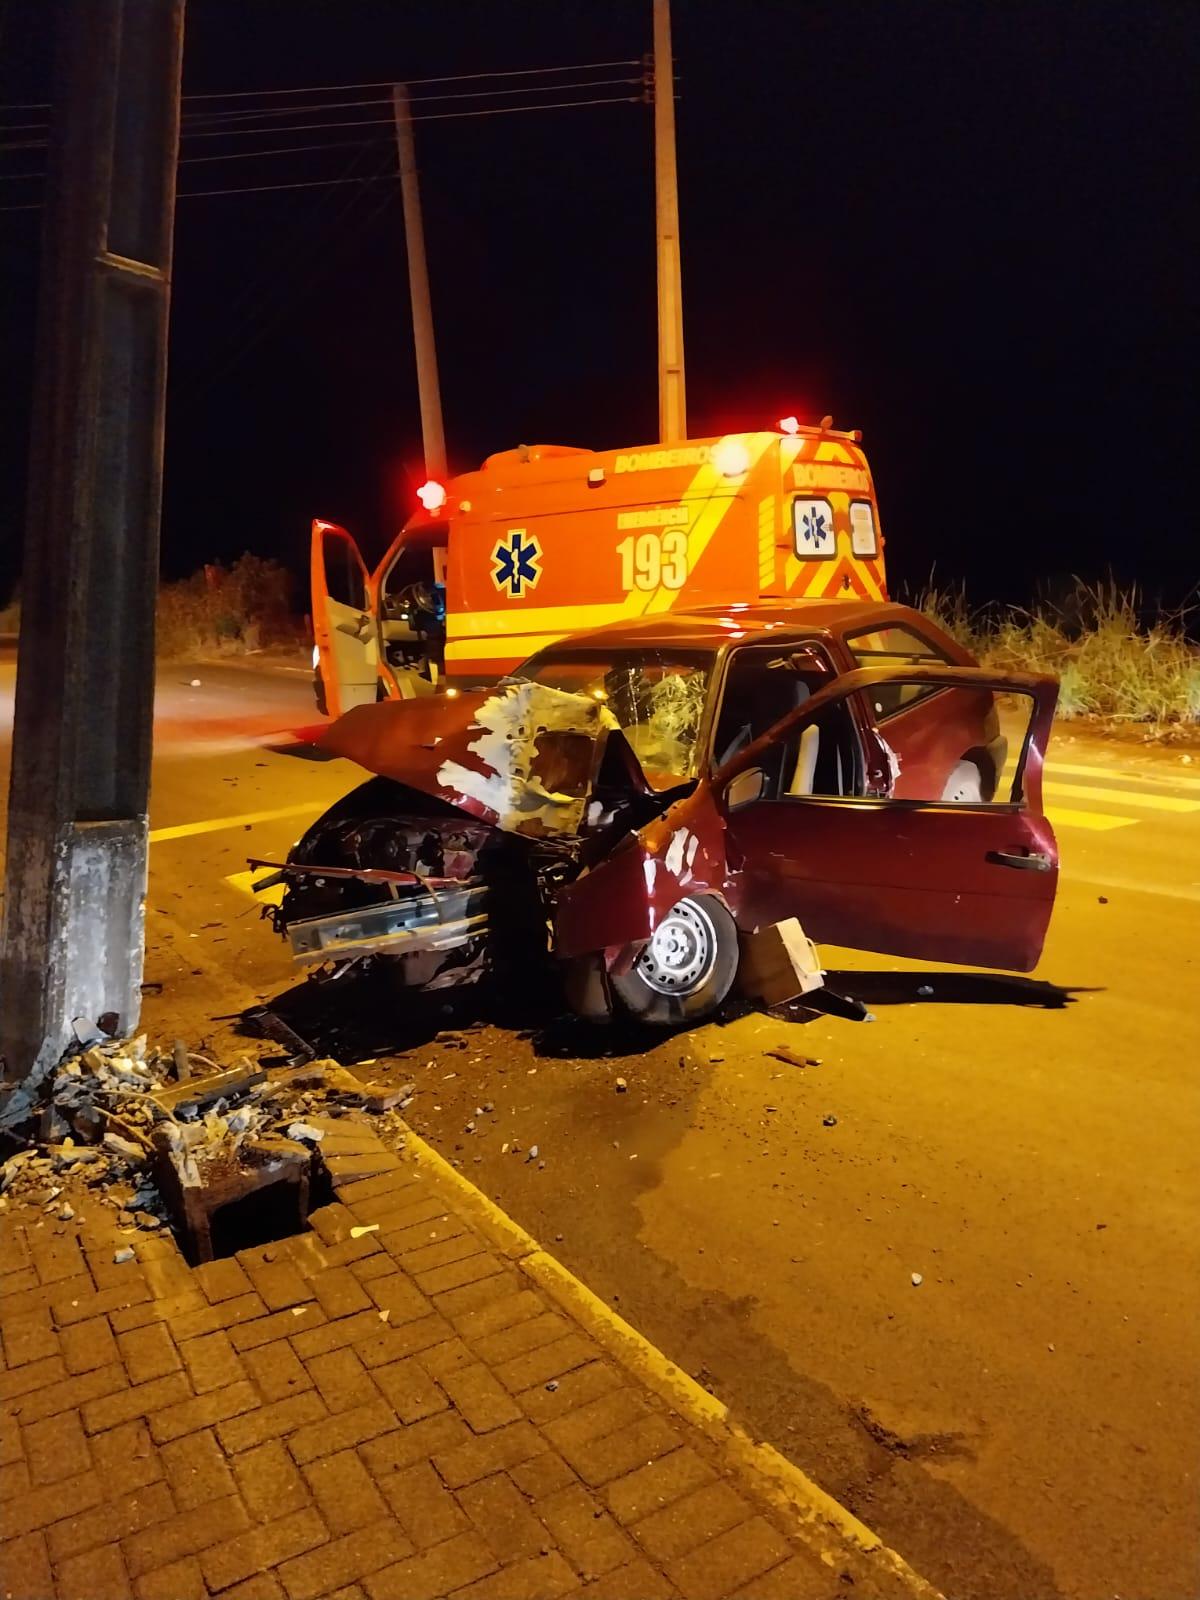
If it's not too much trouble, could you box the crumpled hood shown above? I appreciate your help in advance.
[319,681,620,837]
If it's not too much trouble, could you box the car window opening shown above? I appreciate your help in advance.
[844,625,953,720]
[713,646,862,800]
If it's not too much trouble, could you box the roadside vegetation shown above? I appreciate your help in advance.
[155,554,304,660]
[910,577,1200,734]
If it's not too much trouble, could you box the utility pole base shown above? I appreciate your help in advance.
[2,820,147,1086]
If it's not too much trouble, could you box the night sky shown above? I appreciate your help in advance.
[1,0,1196,609]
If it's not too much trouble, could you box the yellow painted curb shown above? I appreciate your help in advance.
[399,1122,943,1600]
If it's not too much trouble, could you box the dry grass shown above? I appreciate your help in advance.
[908,576,1200,732]
[156,553,301,660]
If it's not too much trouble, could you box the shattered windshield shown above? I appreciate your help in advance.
[512,647,716,780]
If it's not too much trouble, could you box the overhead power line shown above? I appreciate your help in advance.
[182,74,643,126]
[0,58,643,119]
[179,59,642,102]
[179,138,390,167]
[0,91,646,187]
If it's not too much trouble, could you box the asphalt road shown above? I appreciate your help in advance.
[1,651,1198,1600]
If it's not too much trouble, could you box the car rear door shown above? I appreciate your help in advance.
[719,665,1060,972]
[311,520,378,719]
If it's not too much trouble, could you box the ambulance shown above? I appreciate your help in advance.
[311,419,889,718]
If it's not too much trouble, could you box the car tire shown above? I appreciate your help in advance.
[941,757,987,804]
[610,894,739,1026]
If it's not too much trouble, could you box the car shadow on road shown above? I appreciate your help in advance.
[822,970,1100,1009]
[239,965,689,1067]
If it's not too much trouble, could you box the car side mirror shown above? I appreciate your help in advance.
[726,767,765,811]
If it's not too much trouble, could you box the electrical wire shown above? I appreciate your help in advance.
[186,153,401,398]
[179,138,391,166]
[181,92,642,141]
[180,59,642,102]
[0,91,646,190]
[180,75,642,126]
[186,136,387,336]
[0,59,642,118]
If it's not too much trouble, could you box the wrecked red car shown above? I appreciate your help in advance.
[256,603,1059,1024]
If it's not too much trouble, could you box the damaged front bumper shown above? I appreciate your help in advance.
[284,883,488,967]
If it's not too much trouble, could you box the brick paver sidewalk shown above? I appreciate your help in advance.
[0,1124,901,1600]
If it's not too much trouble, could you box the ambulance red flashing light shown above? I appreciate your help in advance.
[416,480,447,512]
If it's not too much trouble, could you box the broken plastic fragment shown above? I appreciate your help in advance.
[349,1224,380,1239]
[286,1121,325,1143]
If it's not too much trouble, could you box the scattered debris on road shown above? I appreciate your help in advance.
[767,1045,822,1069]
[0,1028,413,1264]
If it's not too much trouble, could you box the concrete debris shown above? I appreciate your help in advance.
[615,1078,628,1093]
[113,1247,135,1264]
[545,1380,559,1393]
[822,1114,838,1127]
[911,1272,923,1287]
[0,1023,411,1257]
[527,1145,539,1161]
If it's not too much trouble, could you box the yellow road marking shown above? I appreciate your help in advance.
[225,869,285,905]
[1043,780,1200,814]
[1046,806,1138,832]
[149,803,318,844]
[1050,760,1200,792]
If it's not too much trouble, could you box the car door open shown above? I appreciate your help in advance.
[719,665,1060,972]
[310,519,378,720]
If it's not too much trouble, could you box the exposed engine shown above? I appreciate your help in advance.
[262,778,574,992]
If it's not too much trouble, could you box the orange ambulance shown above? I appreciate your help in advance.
[311,420,889,718]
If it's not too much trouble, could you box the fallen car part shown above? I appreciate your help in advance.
[736,918,824,1009]
[239,1004,317,1066]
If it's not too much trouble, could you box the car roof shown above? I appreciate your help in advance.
[533,601,957,655]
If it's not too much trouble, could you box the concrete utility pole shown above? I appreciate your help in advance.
[0,0,185,1088]
[392,84,448,482]
[653,0,687,442]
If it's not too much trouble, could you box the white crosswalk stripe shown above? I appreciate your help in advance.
[1045,762,1200,831]
[1051,759,1200,791]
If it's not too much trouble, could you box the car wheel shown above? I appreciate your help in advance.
[941,758,986,803]
[610,894,738,1026]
